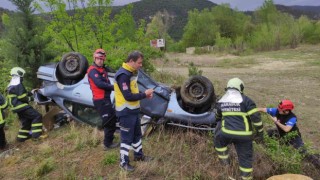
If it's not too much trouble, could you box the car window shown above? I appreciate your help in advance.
[64,100,102,128]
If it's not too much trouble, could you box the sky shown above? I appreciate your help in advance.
[1,0,320,11]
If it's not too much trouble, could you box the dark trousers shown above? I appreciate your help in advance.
[0,123,6,149]
[17,108,42,142]
[119,114,143,166]
[93,99,117,147]
[267,128,306,153]
[214,130,253,179]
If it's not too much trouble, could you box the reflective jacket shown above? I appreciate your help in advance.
[87,63,114,101]
[0,93,8,125]
[114,63,146,116]
[216,90,263,139]
[7,83,32,113]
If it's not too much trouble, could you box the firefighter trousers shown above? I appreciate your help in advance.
[17,107,43,142]
[215,130,253,179]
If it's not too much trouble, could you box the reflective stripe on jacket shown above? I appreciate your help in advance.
[7,83,31,113]
[216,94,263,137]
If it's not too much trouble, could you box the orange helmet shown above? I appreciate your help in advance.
[278,100,294,111]
[93,48,106,60]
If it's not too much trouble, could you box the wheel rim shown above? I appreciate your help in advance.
[188,82,206,100]
[65,58,79,72]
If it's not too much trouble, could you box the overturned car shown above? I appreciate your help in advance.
[34,52,216,132]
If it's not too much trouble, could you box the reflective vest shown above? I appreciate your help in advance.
[114,63,140,112]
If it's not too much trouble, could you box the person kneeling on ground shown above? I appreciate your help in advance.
[258,100,305,152]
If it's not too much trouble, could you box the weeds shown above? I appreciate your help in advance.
[35,157,55,177]
[188,62,203,76]
[102,152,118,165]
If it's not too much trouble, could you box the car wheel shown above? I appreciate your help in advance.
[180,75,214,108]
[58,52,88,79]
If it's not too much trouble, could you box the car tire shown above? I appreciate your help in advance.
[180,75,214,108]
[58,52,88,79]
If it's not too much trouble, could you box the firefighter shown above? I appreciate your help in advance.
[87,48,119,150]
[0,92,8,150]
[258,100,305,151]
[214,78,264,180]
[114,51,154,172]
[7,67,44,142]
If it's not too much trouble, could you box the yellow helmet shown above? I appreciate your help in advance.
[10,67,26,77]
[227,78,244,93]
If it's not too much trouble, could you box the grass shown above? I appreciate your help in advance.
[214,57,257,68]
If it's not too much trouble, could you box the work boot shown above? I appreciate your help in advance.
[119,163,135,172]
[32,134,48,141]
[104,142,120,150]
[134,155,153,162]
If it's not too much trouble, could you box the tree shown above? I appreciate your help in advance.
[181,9,219,48]
[1,0,53,88]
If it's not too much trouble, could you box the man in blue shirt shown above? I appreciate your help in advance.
[258,99,305,151]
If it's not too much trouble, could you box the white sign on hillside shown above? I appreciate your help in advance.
[150,39,165,48]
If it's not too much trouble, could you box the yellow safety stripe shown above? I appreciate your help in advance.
[17,93,27,99]
[11,103,28,111]
[215,147,227,152]
[222,112,247,116]
[17,135,28,138]
[239,166,253,173]
[218,155,229,159]
[222,127,253,135]
[247,108,258,115]
[32,129,42,133]
[243,116,249,131]
[19,129,30,133]
[7,94,17,97]
[258,128,263,132]
[253,121,263,126]
[0,111,4,124]
[32,123,43,127]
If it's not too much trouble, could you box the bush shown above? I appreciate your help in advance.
[188,62,203,77]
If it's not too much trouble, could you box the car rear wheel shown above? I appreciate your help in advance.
[180,75,214,108]
[58,52,88,79]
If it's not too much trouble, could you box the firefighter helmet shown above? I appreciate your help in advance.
[93,48,106,60]
[10,67,26,77]
[278,100,294,111]
[227,77,244,93]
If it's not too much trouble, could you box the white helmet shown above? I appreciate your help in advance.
[10,67,26,77]
[227,78,244,93]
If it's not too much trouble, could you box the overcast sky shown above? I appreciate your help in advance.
[1,0,320,11]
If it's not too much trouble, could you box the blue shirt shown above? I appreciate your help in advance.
[266,108,297,127]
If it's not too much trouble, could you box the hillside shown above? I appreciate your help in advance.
[276,5,320,19]
[112,0,217,40]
